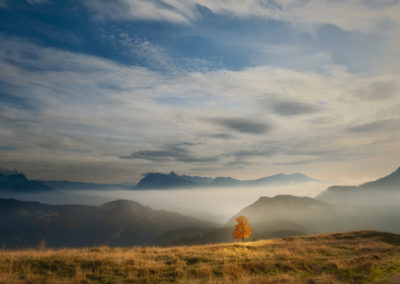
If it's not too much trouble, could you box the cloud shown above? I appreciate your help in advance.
[356,82,398,101]
[104,31,175,71]
[85,0,400,33]
[232,148,277,159]
[271,100,319,116]
[208,117,271,134]
[120,143,219,163]
[209,133,234,139]
[1,35,400,182]
[26,0,51,4]
[85,0,197,23]
[345,119,400,134]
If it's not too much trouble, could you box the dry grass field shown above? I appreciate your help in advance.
[0,231,400,283]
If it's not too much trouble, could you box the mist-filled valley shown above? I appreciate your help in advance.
[1,167,400,248]
[61,182,327,223]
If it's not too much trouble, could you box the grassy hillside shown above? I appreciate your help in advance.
[1,231,400,283]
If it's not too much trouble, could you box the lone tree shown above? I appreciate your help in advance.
[232,215,252,242]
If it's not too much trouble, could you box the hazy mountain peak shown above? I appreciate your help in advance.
[0,169,52,192]
[255,195,322,205]
[317,166,400,205]
[135,171,316,190]
[0,168,18,175]
[101,199,145,208]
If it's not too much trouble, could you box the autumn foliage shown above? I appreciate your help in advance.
[232,215,252,242]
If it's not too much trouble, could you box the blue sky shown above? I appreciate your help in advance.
[0,0,400,183]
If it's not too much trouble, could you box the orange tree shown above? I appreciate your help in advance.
[232,215,252,242]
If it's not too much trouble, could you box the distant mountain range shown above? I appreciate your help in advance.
[0,169,52,192]
[134,171,316,189]
[41,180,133,191]
[0,198,214,248]
[0,168,317,192]
[317,166,400,205]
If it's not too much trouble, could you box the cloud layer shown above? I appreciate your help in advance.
[86,0,400,32]
[1,0,400,183]
[0,33,399,183]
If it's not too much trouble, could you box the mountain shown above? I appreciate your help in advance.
[157,195,357,245]
[1,168,316,191]
[249,173,314,186]
[135,171,206,189]
[134,171,316,189]
[210,176,242,186]
[0,169,52,192]
[317,167,400,204]
[0,198,214,248]
[40,180,134,190]
[227,195,335,233]
[361,166,400,190]
[227,194,400,236]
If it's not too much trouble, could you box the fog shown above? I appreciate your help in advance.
[2,182,400,239]
[73,182,328,223]
[0,182,327,224]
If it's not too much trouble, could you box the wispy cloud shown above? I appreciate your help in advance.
[208,117,272,134]
[0,0,7,8]
[355,82,398,101]
[85,0,400,33]
[271,100,319,116]
[121,143,219,163]
[345,119,400,134]
[26,0,51,5]
[85,0,197,24]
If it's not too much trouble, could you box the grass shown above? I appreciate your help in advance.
[0,231,400,283]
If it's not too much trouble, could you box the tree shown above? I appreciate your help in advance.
[232,215,252,242]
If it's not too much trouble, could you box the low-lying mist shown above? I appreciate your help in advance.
[3,181,400,235]
[72,182,327,223]
[0,182,327,223]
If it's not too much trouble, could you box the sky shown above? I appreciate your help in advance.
[0,0,400,184]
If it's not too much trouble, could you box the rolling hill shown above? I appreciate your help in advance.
[0,198,214,248]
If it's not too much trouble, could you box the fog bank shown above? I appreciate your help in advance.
[77,182,327,223]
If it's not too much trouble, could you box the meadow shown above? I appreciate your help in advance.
[0,231,400,283]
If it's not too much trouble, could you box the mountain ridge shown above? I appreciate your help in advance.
[317,166,400,204]
[0,197,215,248]
[0,169,53,192]
[134,171,316,189]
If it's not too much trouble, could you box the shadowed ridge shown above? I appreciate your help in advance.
[226,194,333,234]
[0,169,53,192]
[135,171,200,189]
[237,195,327,217]
[101,199,150,210]
[362,166,400,189]
[0,197,215,248]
